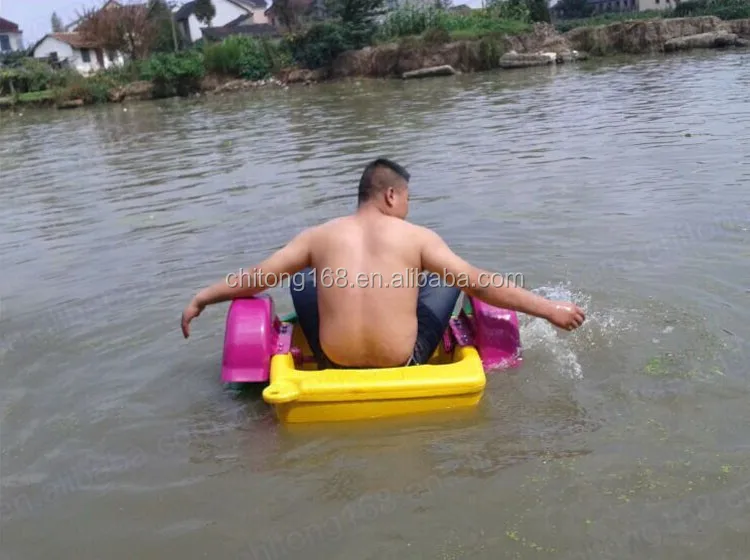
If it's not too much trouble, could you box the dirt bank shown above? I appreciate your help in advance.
[327,16,750,79]
[330,23,571,79]
[564,15,750,55]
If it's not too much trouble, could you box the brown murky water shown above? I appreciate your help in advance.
[2,49,750,559]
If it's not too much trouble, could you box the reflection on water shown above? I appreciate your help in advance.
[2,49,750,559]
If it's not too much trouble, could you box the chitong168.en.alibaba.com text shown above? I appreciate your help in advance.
[225,268,524,290]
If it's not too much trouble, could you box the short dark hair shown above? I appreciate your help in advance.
[358,158,410,205]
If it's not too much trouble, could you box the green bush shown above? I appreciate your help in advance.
[139,50,205,98]
[284,22,372,70]
[99,60,144,85]
[17,90,56,104]
[477,35,503,69]
[376,5,531,43]
[672,0,703,15]
[204,36,248,76]
[0,49,32,72]
[672,0,750,18]
[57,82,104,105]
[0,58,71,95]
[377,5,449,38]
[486,0,531,23]
[51,73,118,105]
[203,35,291,81]
[423,26,451,45]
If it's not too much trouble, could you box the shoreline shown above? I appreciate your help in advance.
[2,15,748,113]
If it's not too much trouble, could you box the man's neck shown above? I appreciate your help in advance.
[355,202,388,217]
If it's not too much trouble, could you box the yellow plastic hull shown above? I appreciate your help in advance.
[263,343,487,424]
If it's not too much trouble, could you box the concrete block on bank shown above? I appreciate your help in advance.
[57,99,84,109]
[556,49,589,62]
[402,65,458,79]
[499,52,557,69]
[664,31,741,52]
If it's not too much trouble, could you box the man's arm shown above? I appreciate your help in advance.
[181,228,313,338]
[418,227,585,330]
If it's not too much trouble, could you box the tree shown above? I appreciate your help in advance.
[51,12,64,32]
[325,0,386,25]
[147,0,180,52]
[269,0,315,32]
[194,0,217,26]
[486,0,530,21]
[526,0,551,22]
[76,0,161,60]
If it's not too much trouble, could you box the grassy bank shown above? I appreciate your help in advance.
[554,10,668,33]
[374,4,532,42]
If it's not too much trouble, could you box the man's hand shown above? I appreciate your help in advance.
[544,302,586,331]
[181,298,205,339]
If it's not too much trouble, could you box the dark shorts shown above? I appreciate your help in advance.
[290,267,461,369]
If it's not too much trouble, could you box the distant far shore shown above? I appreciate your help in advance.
[2,14,748,114]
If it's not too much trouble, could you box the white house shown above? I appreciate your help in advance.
[175,0,269,44]
[31,33,125,76]
[0,17,23,52]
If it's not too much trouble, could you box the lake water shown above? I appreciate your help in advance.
[2,49,750,559]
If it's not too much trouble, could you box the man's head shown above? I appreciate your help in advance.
[357,158,410,219]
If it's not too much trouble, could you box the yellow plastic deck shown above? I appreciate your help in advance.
[262,324,487,423]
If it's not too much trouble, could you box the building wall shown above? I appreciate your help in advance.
[589,0,676,12]
[186,0,249,41]
[248,7,269,24]
[32,37,123,76]
[637,0,677,11]
[387,0,434,9]
[588,0,638,13]
[0,31,23,52]
[32,37,75,63]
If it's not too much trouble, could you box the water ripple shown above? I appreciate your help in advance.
[2,50,750,559]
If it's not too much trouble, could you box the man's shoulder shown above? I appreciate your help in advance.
[403,221,441,242]
[299,216,348,236]
[292,217,354,247]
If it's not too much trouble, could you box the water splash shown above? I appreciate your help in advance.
[517,282,631,380]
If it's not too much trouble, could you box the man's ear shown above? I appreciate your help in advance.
[384,186,396,206]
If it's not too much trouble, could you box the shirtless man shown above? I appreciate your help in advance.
[180,158,585,368]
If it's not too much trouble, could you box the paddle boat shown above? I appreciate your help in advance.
[221,295,522,423]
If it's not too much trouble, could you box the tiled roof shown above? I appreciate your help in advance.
[0,17,20,33]
[175,1,196,19]
[48,32,101,49]
[225,14,252,27]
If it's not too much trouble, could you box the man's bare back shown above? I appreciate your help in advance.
[305,212,427,367]
[181,158,586,367]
